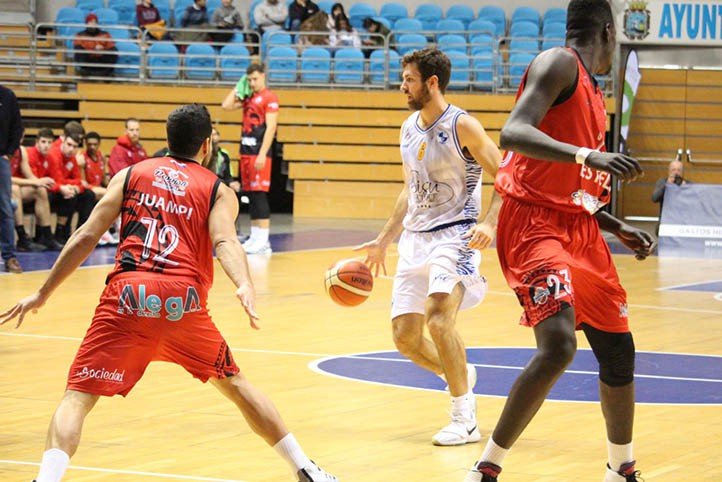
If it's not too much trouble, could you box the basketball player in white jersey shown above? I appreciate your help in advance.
[355,48,503,446]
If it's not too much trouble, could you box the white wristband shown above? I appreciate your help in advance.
[575,147,594,165]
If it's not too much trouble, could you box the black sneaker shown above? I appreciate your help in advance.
[607,461,644,481]
[465,461,502,482]
[17,238,47,252]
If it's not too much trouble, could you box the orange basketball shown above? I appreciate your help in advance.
[325,259,373,307]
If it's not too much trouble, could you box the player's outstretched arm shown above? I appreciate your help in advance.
[500,48,642,182]
[209,182,260,329]
[456,114,503,250]
[595,210,657,260]
[0,168,126,329]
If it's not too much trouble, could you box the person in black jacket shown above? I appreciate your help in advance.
[0,85,24,273]
[288,0,319,31]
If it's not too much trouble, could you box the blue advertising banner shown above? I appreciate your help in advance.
[659,183,722,258]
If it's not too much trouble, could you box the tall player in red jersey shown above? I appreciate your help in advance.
[222,62,279,254]
[0,104,338,482]
[465,2,655,482]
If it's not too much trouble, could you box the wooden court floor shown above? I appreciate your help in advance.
[1,238,721,481]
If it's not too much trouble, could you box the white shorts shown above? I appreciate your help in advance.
[391,223,487,319]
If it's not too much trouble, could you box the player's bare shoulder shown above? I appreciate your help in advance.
[526,47,578,86]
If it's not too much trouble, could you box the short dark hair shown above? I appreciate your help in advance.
[246,63,265,75]
[362,17,377,30]
[401,48,451,93]
[37,127,54,140]
[125,117,140,127]
[166,104,212,159]
[567,0,614,45]
[63,120,85,138]
[85,131,101,142]
[66,132,82,145]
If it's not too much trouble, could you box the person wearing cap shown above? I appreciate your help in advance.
[73,13,117,77]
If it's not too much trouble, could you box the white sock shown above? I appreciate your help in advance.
[451,394,471,416]
[36,448,70,482]
[249,226,261,242]
[480,437,509,467]
[256,227,269,243]
[607,440,633,471]
[273,433,312,473]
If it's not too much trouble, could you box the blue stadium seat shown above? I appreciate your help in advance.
[437,34,466,54]
[219,44,251,80]
[414,4,442,31]
[114,41,141,76]
[509,38,540,55]
[108,0,135,25]
[447,51,470,90]
[349,3,376,30]
[541,38,564,50]
[469,33,495,52]
[262,30,292,59]
[393,18,422,33]
[267,46,297,83]
[206,0,222,18]
[369,48,399,85]
[543,8,566,25]
[435,18,465,36]
[318,1,333,14]
[372,16,391,29]
[508,52,536,88]
[105,26,131,40]
[185,43,216,79]
[300,47,331,83]
[249,0,262,29]
[478,6,506,37]
[467,19,496,36]
[173,0,194,26]
[471,48,494,91]
[380,3,408,25]
[147,42,180,79]
[333,48,365,84]
[510,21,539,38]
[542,21,566,38]
[396,33,428,55]
[76,0,104,18]
[92,7,119,25]
[55,7,86,49]
[152,0,172,26]
[512,7,540,27]
[445,5,474,28]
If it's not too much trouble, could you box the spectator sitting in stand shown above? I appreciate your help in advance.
[330,13,360,49]
[136,0,170,40]
[362,17,394,57]
[296,10,330,47]
[326,3,347,30]
[289,0,320,31]
[108,118,148,177]
[73,14,117,77]
[210,0,243,43]
[176,0,211,45]
[254,0,288,34]
[651,152,690,217]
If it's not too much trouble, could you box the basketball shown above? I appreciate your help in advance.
[325,259,373,306]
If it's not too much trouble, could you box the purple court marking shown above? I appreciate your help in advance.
[312,348,722,405]
[661,280,722,293]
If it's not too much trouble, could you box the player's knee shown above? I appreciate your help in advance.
[392,319,421,355]
[584,324,635,387]
[426,313,454,341]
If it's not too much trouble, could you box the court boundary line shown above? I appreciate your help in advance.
[0,459,250,481]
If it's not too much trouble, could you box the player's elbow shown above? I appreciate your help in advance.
[499,125,520,151]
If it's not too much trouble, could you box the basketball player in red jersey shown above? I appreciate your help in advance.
[0,104,338,482]
[221,63,279,254]
[464,2,655,482]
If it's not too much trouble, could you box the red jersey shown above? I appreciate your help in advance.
[10,148,22,177]
[26,146,52,178]
[107,157,222,290]
[47,148,84,192]
[495,48,611,215]
[84,150,105,187]
[240,88,279,157]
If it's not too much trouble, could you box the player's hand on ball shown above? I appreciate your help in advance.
[462,222,496,250]
[585,151,644,182]
[235,283,260,329]
[353,240,387,277]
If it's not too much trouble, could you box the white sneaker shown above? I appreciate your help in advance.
[244,239,272,255]
[297,461,338,482]
[432,409,481,446]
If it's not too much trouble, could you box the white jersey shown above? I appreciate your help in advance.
[400,104,482,232]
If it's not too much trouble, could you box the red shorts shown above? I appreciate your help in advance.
[67,273,239,397]
[240,154,271,192]
[496,197,629,333]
